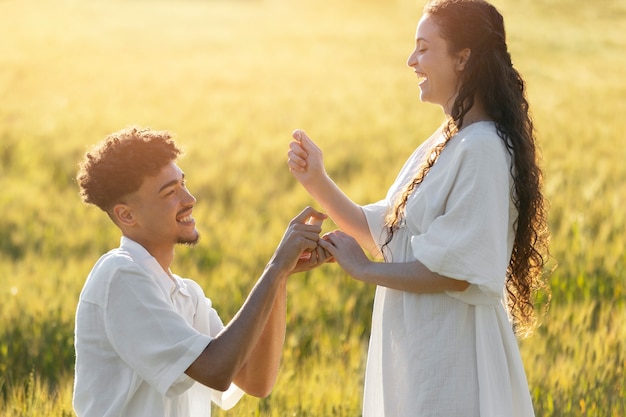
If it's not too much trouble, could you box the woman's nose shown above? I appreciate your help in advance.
[407,49,417,68]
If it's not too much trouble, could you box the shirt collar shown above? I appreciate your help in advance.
[119,236,190,298]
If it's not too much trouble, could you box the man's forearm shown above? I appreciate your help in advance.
[233,280,287,396]
[185,265,288,393]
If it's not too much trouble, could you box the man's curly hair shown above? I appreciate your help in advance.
[77,127,182,212]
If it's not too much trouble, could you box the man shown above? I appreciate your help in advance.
[73,127,328,417]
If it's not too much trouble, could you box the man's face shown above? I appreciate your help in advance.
[122,161,199,254]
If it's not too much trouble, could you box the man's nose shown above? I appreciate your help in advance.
[184,188,197,205]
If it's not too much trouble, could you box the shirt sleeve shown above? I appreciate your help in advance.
[211,384,245,410]
[183,280,246,411]
[409,134,514,302]
[104,264,213,397]
[184,380,244,414]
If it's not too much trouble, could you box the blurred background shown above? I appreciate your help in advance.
[1,0,625,415]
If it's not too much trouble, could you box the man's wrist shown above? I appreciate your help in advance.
[263,261,290,284]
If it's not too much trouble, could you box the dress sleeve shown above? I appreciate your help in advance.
[362,199,391,250]
[104,265,212,397]
[362,134,441,257]
[409,135,514,302]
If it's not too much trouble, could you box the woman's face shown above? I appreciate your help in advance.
[407,14,466,114]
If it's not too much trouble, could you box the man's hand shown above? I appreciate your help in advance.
[269,207,332,275]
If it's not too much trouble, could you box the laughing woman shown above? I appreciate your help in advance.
[287,0,550,416]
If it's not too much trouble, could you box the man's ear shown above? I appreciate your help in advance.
[456,48,471,72]
[112,203,136,227]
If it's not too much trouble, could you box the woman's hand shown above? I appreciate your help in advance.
[318,230,371,280]
[287,129,327,189]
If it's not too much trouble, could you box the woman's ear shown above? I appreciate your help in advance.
[112,203,136,227]
[456,48,471,72]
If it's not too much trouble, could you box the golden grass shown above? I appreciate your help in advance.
[1,0,625,415]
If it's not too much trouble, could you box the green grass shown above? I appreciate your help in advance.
[1,0,625,415]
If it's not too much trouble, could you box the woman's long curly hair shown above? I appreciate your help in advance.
[384,0,550,335]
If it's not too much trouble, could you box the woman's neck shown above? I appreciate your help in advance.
[452,104,492,129]
[443,95,491,125]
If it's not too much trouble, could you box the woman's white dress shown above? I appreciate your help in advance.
[361,122,535,417]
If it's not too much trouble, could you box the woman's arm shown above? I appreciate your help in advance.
[288,130,380,257]
[319,230,469,293]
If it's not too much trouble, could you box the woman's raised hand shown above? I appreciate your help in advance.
[287,129,326,188]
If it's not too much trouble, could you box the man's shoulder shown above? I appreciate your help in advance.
[82,248,147,293]
[92,247,141,275]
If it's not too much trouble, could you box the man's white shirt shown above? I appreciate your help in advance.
[73,236,243,417]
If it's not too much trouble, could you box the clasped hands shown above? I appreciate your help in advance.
[295,215,371,280]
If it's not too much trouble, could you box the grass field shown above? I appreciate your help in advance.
[1,0,625,415]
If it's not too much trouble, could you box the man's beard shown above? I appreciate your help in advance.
[177,231,200,247]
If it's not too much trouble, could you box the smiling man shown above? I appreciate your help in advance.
[73,127,328,417]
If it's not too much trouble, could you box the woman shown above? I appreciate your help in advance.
[287,0,549,416]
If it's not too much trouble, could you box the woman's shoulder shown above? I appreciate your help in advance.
[458,120,499,141]
[454,121,508,155]
[444,122,511,173]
